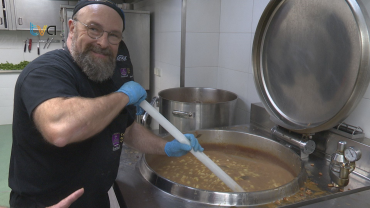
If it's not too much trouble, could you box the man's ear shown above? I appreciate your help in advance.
[68,19,75,38]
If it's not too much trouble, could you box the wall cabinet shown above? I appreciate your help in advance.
[12,0,64,31]
[0,0,12,30]
[0,0,65,31]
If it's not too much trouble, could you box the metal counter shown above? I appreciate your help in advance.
[115,125,370,208]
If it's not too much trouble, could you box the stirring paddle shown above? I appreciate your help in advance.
[140,100,245,192]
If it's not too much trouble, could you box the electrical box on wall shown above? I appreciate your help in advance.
[154,67,161,77]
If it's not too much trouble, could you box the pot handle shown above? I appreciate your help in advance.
[172,110,194,118]
[139,96,158,126]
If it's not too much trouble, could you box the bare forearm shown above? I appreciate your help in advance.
[124,122,167,155]
[34,92,129,147]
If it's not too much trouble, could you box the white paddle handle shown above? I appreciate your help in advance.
[140,100,245,192]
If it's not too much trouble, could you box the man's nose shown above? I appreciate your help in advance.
[96,31,110,48]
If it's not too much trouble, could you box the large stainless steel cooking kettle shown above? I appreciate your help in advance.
[140,130,306,206]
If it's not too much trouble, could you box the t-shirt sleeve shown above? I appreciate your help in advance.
[20,66,79,118]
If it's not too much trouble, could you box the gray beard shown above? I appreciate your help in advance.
[70,35,116,82]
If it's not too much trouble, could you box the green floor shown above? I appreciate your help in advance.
[0,125,11,208]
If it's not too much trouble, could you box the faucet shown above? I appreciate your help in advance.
[271,126,316,158]
[329,141,361,187]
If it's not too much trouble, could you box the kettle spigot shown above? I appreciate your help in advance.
[329,141,361,187]
[271,126,316,157]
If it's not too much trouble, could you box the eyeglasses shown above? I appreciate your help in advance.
[74,19,122,45]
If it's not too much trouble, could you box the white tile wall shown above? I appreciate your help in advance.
[184,66,218,88]
[0,98,13,107]
[160,32,181,66]
[220,0,254,33]
[0,31,22,49]
[217,67,249,114]
[0,73,19,88]
[0,88,14,98]
[158,62,181,90]
[218,33,252,73]
[153,31,162,62]
[216,0,257,125]
[186,0,221,33]
[185,32,219,68]
[161,0,182,32]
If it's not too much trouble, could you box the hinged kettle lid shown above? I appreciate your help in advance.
[253,0,370,134]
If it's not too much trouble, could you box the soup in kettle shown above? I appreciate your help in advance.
[148,143,296,192]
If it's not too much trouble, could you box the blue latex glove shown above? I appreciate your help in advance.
[164,134,204,157]
[116,81,147,115]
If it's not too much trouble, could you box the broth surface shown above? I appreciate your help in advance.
[148,143,296,192]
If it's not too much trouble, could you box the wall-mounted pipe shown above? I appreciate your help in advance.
[180,0,187,87]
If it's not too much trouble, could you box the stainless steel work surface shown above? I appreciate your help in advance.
[115,126,370,207]
[299,188,370,208]
[252,0,370,133]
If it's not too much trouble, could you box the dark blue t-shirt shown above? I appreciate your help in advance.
[9,44,134,207]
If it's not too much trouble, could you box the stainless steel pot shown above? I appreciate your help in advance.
[140,129,306,206]
[156,87,237,134]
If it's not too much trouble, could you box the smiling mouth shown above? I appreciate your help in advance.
[91,51,108,58]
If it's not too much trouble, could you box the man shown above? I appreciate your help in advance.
[8,1,203,207]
